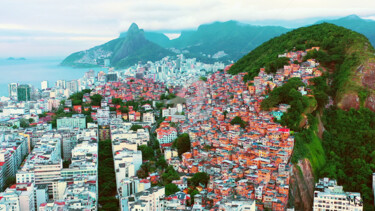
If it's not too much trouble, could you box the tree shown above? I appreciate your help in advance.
[90,94,103,106]
[19,118,30,128]
[199,76,207,82]
[165,183,180,196]
[189,189,200,205]
[173,133,191,157]
[112,98,123,105]
[98,139,119,210]
[156,156,168,170]
[139,145,154,161]
[223,110,228,119]
[189,172,210,187]
[63,160,71,168]
[162,166,180,185]
[5,177,16,189]
[130,124,143,131]
[160,93,176,100]
[230,116,247,128]
[156,102,165,109]
[137,163,150,179]
[119,106,129,113]
[38,112,47,118]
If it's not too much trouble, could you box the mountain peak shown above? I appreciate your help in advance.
[128,23,140,32]
[343,14,361,20]
[126,23,144,39]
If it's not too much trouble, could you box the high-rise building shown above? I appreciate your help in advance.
[55,80,66,89]
[41,80,49,90]
[313,178,363,211]
[106,73,118,82]
[17,84,31,102]
[66,80,79,93]
[56,114,86,130]
[8,83,18,99]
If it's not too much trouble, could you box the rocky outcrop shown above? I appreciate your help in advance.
[365,94,375,112]
[289,159,315,211]
[337,93,360,111]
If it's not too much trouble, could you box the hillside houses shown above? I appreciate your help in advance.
[172,50,322,210]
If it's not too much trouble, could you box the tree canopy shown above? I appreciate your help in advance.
[172,133,191,157]
[165,183,180,196]
[189,172,210,187]
[130,124,143,131]
[230,116,247,129]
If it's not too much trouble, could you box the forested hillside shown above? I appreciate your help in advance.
[230,23,375,210]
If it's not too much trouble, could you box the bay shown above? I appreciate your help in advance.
[0,58,107,97]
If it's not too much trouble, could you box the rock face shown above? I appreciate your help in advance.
[365,94,375,112]
[337,93,360,111]
[289,159,315,211]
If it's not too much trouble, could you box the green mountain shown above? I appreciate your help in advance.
[119,31,171,48]
[229,23,375,209]
[61,23,173,68]
[316,15,375,47]
[167,21,290,61]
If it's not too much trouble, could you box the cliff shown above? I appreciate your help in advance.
[230,23,375,208]
[289,159,315,211]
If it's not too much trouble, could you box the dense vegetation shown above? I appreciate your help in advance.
[160,93,177,100]
[317,15,375,47]
[230,23,375,209]
[49,89,95,128]
[261,78,317,131]
[172,133,191,157]
[320,107,375,208]
[187,172,210,205]
[165,183,180,196]
[189,172,210,187]
[98,139,118,211]
[228,23,374,93]
[130,124,143,131]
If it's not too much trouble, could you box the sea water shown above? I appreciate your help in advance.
[0,58,107,97]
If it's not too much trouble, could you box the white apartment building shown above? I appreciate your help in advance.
[0,183,35,211]
[122,186,165,211]
[113,148,142,189]
[313,178,363,211]
[16,136,62,198]
[143,112,155,124]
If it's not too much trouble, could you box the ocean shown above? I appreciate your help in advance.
[0,58,107,97]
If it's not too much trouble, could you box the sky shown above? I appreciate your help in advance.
[1,0,375,58]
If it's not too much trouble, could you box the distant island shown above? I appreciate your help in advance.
[7,57,26,61]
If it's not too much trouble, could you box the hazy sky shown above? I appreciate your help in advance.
[1,0,375,57]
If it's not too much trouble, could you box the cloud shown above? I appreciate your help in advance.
[0,0,375,56]
[362,16,375,21]
[164,33,181,40]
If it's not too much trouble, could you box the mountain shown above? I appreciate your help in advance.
[119,31,171,48]
[316,14,375,47]
[229,23,375,209]
[61,23,173,68]
[62,21,290,67]
[166,21,290,61]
